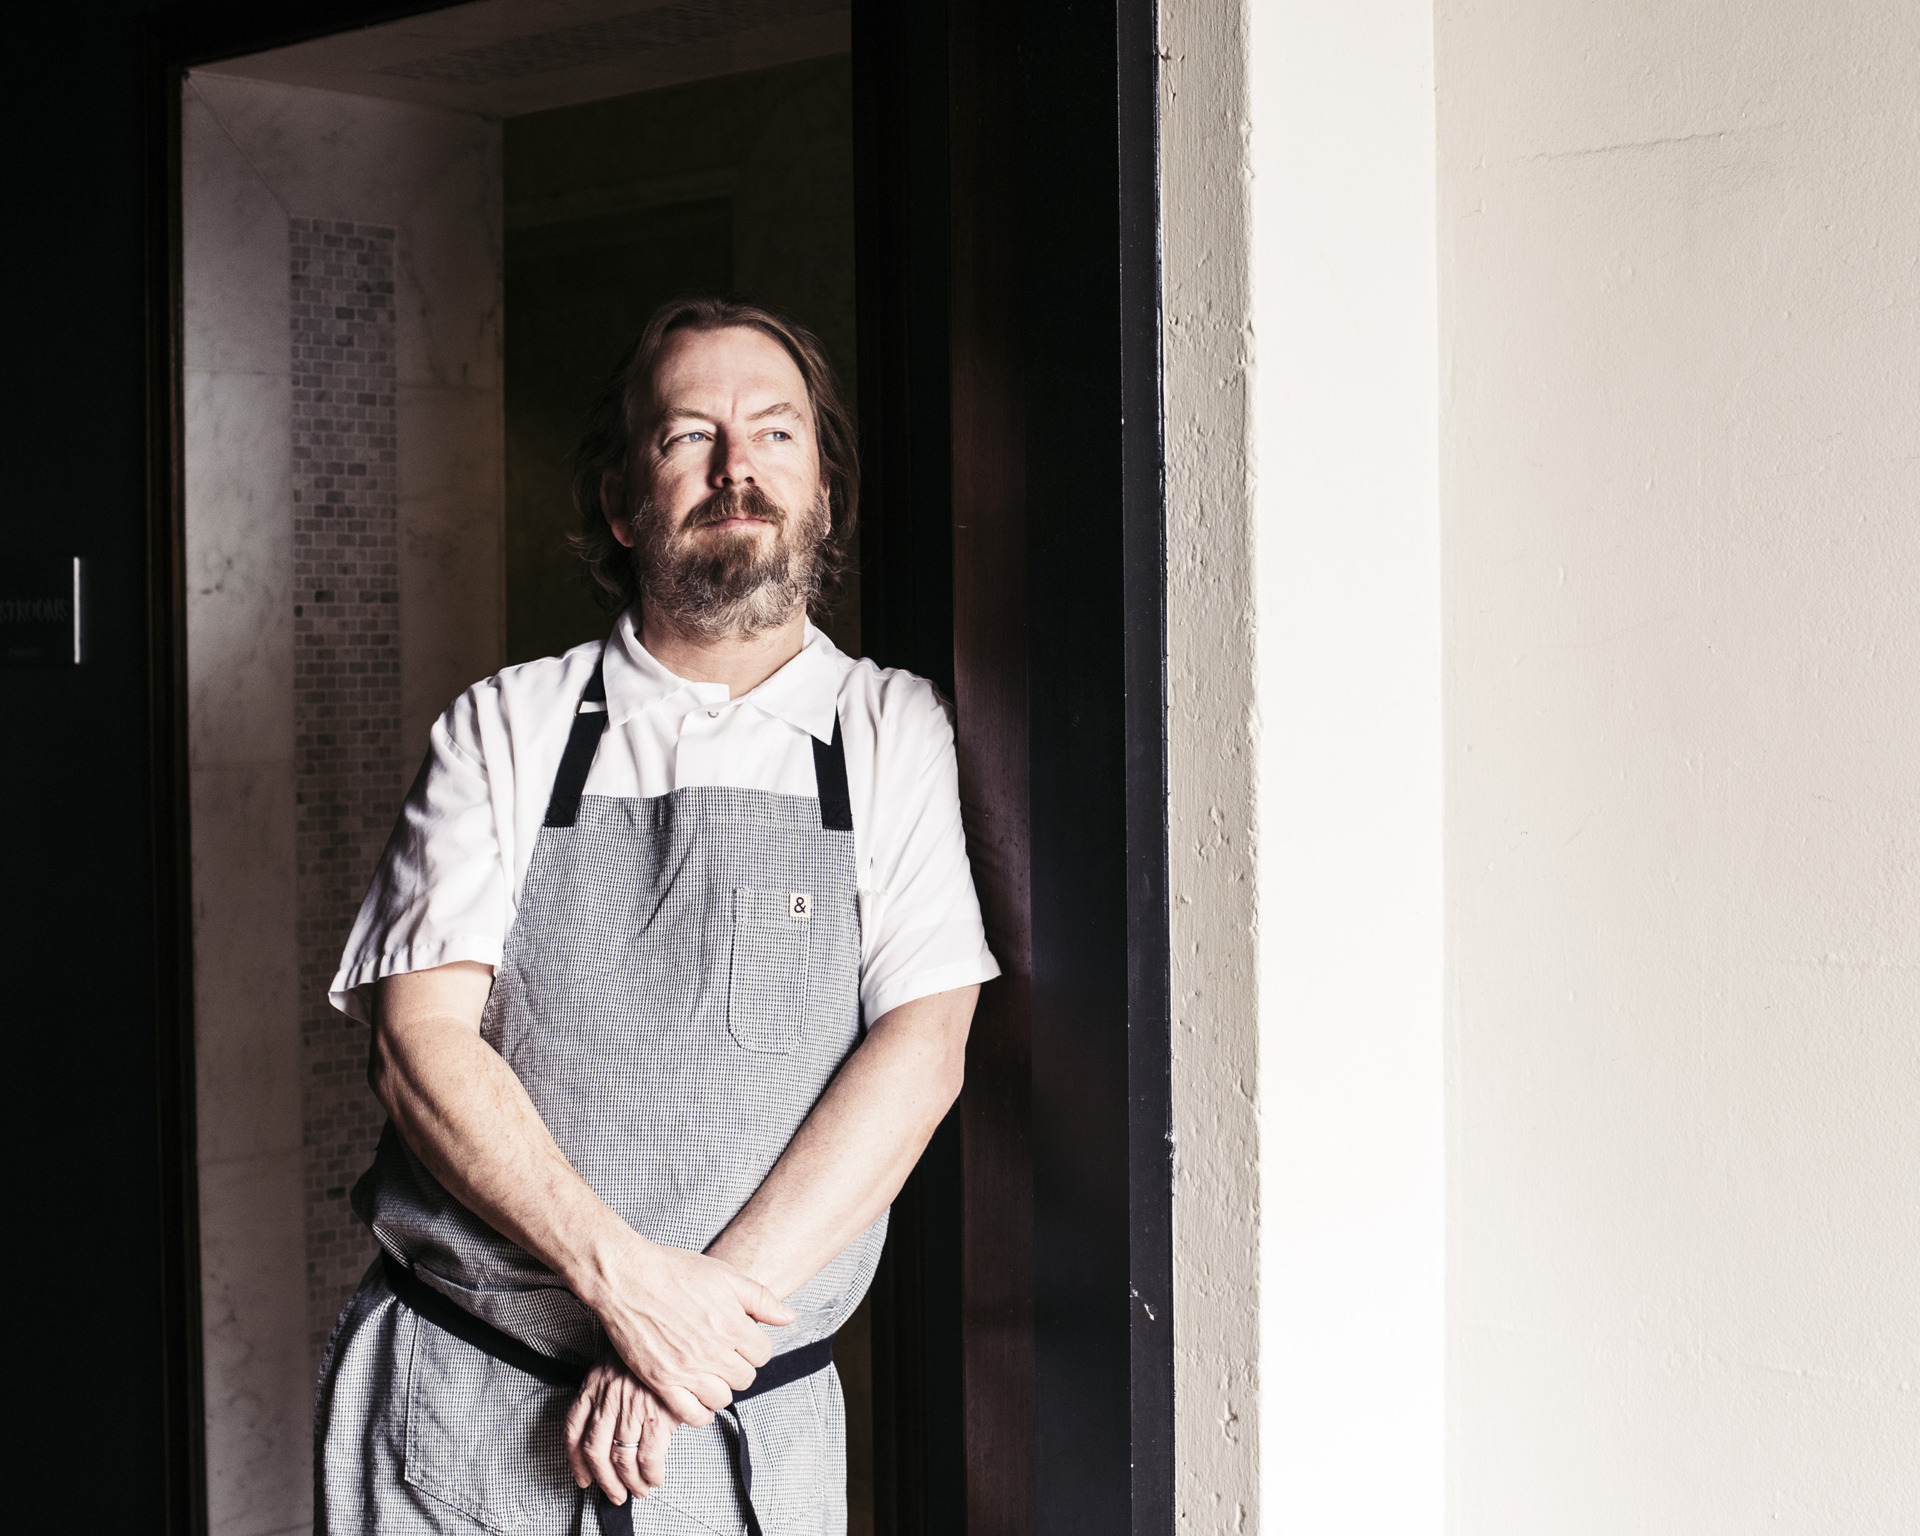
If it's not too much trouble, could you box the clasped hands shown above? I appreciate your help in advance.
[565,1234,793,1506]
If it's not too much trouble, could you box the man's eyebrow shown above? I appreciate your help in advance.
[655,403,715,425]
[652,401,803,428]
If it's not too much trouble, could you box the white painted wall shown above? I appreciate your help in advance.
[1162,0,1443,1531]
[1440,3,1920,1531]
[1249,1,1443,1531]
[182,75,501,1536]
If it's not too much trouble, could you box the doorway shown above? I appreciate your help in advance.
[150,1,1170,1533]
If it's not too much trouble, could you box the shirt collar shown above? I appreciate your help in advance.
[603,609,848,743]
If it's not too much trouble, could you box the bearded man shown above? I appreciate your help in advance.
[316,298,997,1536]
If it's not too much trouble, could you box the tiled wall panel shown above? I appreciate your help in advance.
[289,218,400,1354]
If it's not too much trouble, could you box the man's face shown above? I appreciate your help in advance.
[607,325,830,637]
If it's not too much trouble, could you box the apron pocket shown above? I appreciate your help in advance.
[726,887,811,1053]
[402,1315,576,1534]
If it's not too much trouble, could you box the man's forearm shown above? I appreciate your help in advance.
[368,963,638,1311]
[707,984,978,1297]
[370,963,792,1425]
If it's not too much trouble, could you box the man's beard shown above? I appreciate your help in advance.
[628,482,829,639]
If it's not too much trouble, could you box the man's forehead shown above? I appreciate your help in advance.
[648,326,808,416]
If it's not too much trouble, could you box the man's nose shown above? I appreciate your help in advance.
[713,433,756,488]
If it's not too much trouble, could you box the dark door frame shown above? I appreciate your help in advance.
[141,2,1171,1532]
[854,1,1172,1528]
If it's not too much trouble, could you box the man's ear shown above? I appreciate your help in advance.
[600,473,636,549]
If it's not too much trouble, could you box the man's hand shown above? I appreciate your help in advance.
[584,1237,789,1425]
[566,1363,676,1504]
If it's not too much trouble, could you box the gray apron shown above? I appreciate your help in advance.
[316,656,884,1536]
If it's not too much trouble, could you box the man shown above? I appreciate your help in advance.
[317,297,997,1536]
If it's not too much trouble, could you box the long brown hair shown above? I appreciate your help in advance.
[568,297,859,617]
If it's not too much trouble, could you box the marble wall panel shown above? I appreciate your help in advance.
[192,757,304,1536]
[191,760,300,1167]
[184,370,294,770]
[184,70,503,1536]
[191,72,489,229]
[184,74,309,1536]
[182,86,294,378]
[396,121,504,392]
[398,383,505,763]
[394,111,506,756]
[198,1148,312,1536]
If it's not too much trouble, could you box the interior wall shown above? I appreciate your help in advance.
[181,73,502,1536]
[1152,0,1443,1520]
[1249,0,1444,1530]
[1161,0,1444,1530]
[1439,2,1920,1530]
[501,53,859,665]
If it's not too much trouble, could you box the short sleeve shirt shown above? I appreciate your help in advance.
[330,612,1000,1025]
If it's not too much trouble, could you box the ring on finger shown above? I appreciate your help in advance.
[612,1439,640,1450]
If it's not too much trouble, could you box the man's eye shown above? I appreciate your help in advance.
[764,430,792,442]
[671,431,710,446]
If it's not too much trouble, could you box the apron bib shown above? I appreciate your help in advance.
[327,656,882,1536]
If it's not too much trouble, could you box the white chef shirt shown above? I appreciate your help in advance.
[330,611,1000,1026]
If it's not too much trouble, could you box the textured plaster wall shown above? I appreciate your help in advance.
[1440,3,1920,1530]
[1160,0,1261,1528]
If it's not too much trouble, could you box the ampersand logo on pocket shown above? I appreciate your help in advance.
[788,892,812,919]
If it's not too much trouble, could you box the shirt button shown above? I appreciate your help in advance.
[707,710,718,718]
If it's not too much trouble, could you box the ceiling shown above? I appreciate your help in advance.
[195,0,850,118]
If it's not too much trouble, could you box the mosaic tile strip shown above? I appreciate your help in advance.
[289,217,400,1361]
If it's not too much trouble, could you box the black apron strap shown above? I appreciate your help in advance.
[737,1335,834,1395]
[545,656,609,829]
[593,1489,634,1536]
[811,713,852,831]
[381,1250,586,1388]
[718,1408,760,1536]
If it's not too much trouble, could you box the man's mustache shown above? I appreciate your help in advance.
[680,484,787,532]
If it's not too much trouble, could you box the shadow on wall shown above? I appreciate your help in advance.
[504,53,860,666]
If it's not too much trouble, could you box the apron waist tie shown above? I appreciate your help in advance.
[381,1252,831,1536]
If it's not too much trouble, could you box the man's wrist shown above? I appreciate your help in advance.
[706,1229,785,1297]
[560,1216,652,1316]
